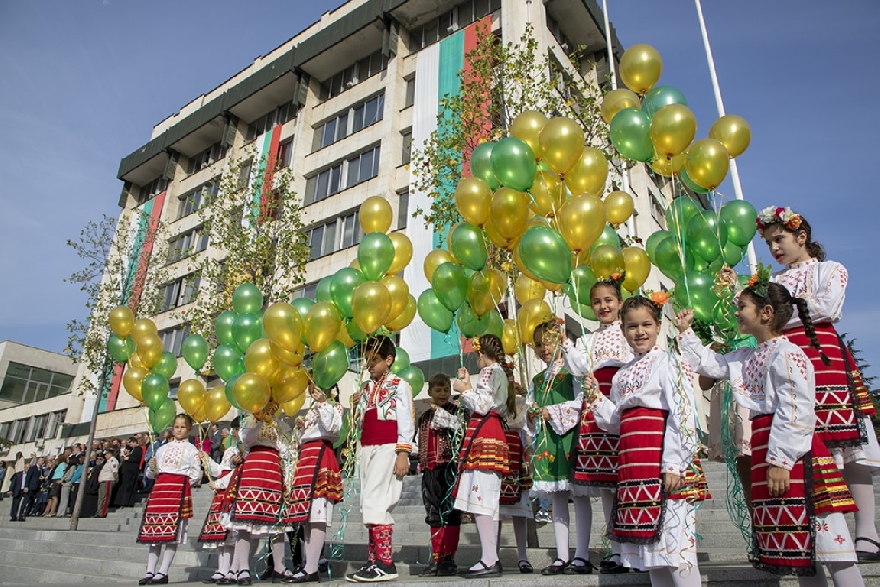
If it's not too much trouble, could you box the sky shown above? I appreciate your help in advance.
[0,1,878,377]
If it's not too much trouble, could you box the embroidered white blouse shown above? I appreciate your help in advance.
[205,445,241,490]
[771,258,847,328]
[589,347,699,476]
[678,329,816,471]
[239,417,291,450]
[299,401,344,444]
[356,375,415,452]
[461,363,508,417]
[146,439,201,485]
[562,321,633,376]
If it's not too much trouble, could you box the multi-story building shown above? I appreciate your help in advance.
[74,0,675,437]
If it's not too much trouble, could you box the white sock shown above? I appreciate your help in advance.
[158,543,177,575]
[217,546,231,576]
[844,462,880,547]
[146,544,161,575]
[235,533,252,577]
[512,516,528,562]
[271,534,287,573]
[826,561,865,587]
[473,514,499,567]
[672,564,703,587]
[305,523,327,574]
[550,492,570,562]
[572,494,593,561]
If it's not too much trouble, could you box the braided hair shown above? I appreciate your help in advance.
[477,334,517,418]
[621,295,663,324]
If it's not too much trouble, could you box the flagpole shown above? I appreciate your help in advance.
[693,0,757,272]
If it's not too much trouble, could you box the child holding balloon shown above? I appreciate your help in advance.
[137,414,201,586]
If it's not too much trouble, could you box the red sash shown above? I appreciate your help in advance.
[500,430,532,505]
[572,366,619,487]
[284,440,342,524]
[137,473,192,543]
[229,446,284,525]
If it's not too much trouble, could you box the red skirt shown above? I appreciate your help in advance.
[500,430,532,505]
[283,440,342,524]
[137,473,192,543]
[786,324,867,447]
[229,446,284,525]
[572,366,619,487]
[750,414,856,575]
[459,412,509,475]
[198,470,232,543]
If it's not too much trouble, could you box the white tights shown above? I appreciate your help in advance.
[146,543,178,576]
[303,522,327,574]
[473,514,499,568]
[648,565,702,587]
[600,488,621,556]
[233,532,261,577]
[797,562,865,587]
[844,462,880,549]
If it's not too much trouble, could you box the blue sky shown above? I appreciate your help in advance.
[1,1,878,377]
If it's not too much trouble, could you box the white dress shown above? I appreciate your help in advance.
[145,439,201,544]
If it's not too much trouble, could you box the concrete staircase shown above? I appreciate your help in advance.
[0,461,879,585]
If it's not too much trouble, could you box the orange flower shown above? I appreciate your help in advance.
[747,274,759,288]
[650,291,669,306]
[787,215,803,230]
[610,272,623,281]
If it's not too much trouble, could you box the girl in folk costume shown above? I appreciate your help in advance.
[499,372,533,574]
[584,295,705,587]
[528,320,592,575]
[285,380,344,584]
[137,415,201,586]
[676,277,864,586]
[451,333,510,578]
[198,419,243,585]
[226,402,294,585]
[560,280,633,574]
[746,206,880,561]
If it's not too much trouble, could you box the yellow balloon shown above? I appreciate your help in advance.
[484,218,516,251]
[178,379,207,418]
[108,306,134,338]
[381,274,410,319]
[336,323,357,349]
[424,249,456,282]
[510,110,549,159]
[244,338,279,379]
[351,282,392,335]
[359,195,393,233]
[514,274,546,305]
[483,267,506,304]
[349,258,361,271]
[604,191,635,227]
[557,194,606,253]
[233,372,271,414]
[136,333,163,369]
[709,115,751,158]
[387,232,413,275]
[650,104,697,158]
[502,319,519,354]
[565,147,608,196]
[205,388,232,422]
[304,302,342,353]
[281,394,306,418]
[685,138,730,190]
[130,318,158,345]
[651,152,686,177]
[621,247,651,292]
[128,352,148,372]
[620,44,663,94]
[601,88,641,124]
[517,299,554,343]
[491,187,530,240]
[263,302,303,353]
[123,365,147,403]
[529,170,565,217]
[538,117,585,176]
[590,245,625,279]
[385,294,417,331]
[467,272,494,317]
[271,340,303,366]
[272,366,308,404]
[572,248,591,268]
[454,177,493,227]
[191,404,208,424]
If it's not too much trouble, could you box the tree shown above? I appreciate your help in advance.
[185,148,310,343]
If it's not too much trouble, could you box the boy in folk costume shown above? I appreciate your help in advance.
[346,335,414,583]
[137,415,202,586]
[417,373,462,577]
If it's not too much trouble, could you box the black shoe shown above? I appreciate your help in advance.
[564,557,595,574]
[237,570,253,586]
[204,574,224,584]
[517,560,533,574]
[283,570,320,583]
[419,561,439,577]
[437,560,457,577]
[272,569,295,583]
[855,537,880,562]
[217,574,236,585]
[462,561,502,578]
[138,574,154,585]
[541,558,568,575]
[151,574,169,585]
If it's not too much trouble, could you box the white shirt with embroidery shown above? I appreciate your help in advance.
[771,258,847,328]
[239,417,292,450]
[146,439,201,486]
[589,347,699,476]
[678,329,815,471]
[562,321,632,376]
[528,359,581,436]
[356,374,415,452]
[461,363,508,417]
[300,401,344,444]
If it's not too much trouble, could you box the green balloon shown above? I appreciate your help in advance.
[312,340,349,390]
[567,264,598,305]
[450,223,488,271]
[722,241,747,267]
[215,311,236,346]
[315,276,334,303]
[490,137,536,192]
[687,213,722,263]
[679,167,710,194]
[152,351,178,380]
[398,365,425,397]
[214,344,244,382]
[645,230,670,264]
[107,334,132,363]
[391,348,410,374]
[666,197,701,243]
[431,262,468,312]
[720,200,758,247]
[674,271,719,323]
[517,225,572,285]
[469,142,500,190]
[417,289,454,333]
[642,86,688,119]
[149,398,177,434]
[610,108,653,162]
[576,303,598,321]
[346,319,368,343]
[182,334,209,371]
[456,303,490,338]
[330,267,367,318]
[654,236,687,281]
[358,232,395,280]
[232,283,263,315]
[225,373,242,409]
[232,313,262,353]
[291,297,314,320]
[142,373,170,411]
[589,225,621,254]
[484,309,504,339]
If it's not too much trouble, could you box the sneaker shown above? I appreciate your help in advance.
[534,510,551,524]
[346,561,398,582]
[437,560,458,577]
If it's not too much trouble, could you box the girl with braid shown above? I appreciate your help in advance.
[677,275,863,586]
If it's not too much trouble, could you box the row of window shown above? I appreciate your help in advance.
[176,179,218,220]
[408,0,501,51]
[0,363,73,405]
[161,273,201,312]
[167,226,209,264]
[160,324,191,356]
[303,144,381,206]
[307,209,365,261]
[318,50,387,102]
[0,410,68,445]
[186,143,227,176]
[313,93,386,152]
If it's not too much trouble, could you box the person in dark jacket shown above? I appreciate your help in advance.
[16,456,42,520]
[114,437,143,507]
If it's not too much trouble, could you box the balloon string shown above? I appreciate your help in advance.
[197,422,215,483]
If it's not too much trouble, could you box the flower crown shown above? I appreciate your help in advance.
[756,206,803,232]
[745,262,772,299]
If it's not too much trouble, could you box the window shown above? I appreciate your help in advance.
[246,102,297,142]
[0,363,73,404]
[292,283,318,301]
[279,138,294,168]
[9,419,26,444]
[159,325,190,356]
[162,273,201,311]
[409,0,500,51]
[397,191,410,230]
[546,13,573,53]
[186,143,227,175]
[45,410,67,440]
[238,162,253,189]
[339,211,362,249]
[138,177,167,203]
[304,145,381,205]
[177,180,218,220]
[25,414,48,443]
[306,209,365,261]
[168,226,209,263]
[320,50,388,101]
[403,77,416,109]
[313,93,385,152]
[401,130,412,165]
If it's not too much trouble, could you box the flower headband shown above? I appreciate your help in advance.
[756,206,803,232]
[745,262,772,299]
